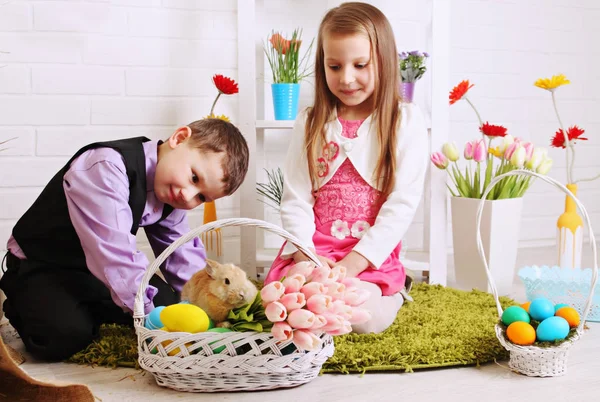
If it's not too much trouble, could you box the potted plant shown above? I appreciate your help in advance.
[431,80,553,295]
[397,50,429,103]
[264,28,313,120]
[535,74,599,269]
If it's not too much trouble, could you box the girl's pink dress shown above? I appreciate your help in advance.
[265,118,405,296]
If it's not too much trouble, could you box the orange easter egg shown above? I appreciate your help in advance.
[555,307,580,328]
[506,321,536,346]
[520,301,531,312]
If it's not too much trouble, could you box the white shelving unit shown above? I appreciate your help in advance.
[236,0,449,285]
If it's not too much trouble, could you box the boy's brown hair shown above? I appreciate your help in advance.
[186,118,249,196]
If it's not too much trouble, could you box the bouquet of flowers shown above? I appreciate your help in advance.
[534,74,598,185]
[259,261,371,351]
[264,28,314,84]
[398,50,429,83]
[431,80,553,199]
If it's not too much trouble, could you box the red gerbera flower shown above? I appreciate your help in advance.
[480,122,508,138]
[212,74,239,95]
[551,125,588,148]
[449,80,474,105]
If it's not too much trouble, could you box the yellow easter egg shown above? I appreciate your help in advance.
[506,321,536,346]
[520,301,531,313]
[160,303,210,333]
[160,339,192,356]
[555,307,580,328]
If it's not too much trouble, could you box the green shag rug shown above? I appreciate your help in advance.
[67,283,516,373]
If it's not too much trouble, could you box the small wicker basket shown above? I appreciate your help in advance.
[475,170,598,377]
[133,218,334,392]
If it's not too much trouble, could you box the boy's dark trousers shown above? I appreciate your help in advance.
[0,252,179,362]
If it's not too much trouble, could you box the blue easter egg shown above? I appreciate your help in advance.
[529,298,555,321]
[501,306,531,326]
[536,316,570,342]
[554,303,570,312]
[145,305,166,330]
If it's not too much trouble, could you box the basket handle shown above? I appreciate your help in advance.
[133,218,321,319]
[476,169,598,333]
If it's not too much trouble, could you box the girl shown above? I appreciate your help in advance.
[265,2,428,334]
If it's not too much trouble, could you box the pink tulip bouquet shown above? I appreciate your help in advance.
[431,80,554,200]
[260,261,371,351]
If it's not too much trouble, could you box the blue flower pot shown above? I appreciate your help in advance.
[272,83,300,120]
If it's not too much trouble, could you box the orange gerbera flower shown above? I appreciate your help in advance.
[551,125,588,148]
[449,80,474,105]
[480,122,508,138]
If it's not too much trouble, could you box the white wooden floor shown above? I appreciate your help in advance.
[2,246,600,402]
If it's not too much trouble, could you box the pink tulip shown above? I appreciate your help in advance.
[300,282,327,299]
[282,274,306,294]
[287,261,316,278]
[329,299,352,320]
[504,142,519,160]
[260,281,285,304]
[341,277,361,288]
[473,139,487,163]
[292,329,322,351]
[349,307,372,325]
[265,301,287,322]
[327,321,353,336]
[287,309,316,329]
[344,288,371,307]
[330,265,347,282]
[271,322,293,341]
[522,142,534,161]
[279,292,306,311]
[326,282,346,301]
[311,314,328,330]
[306,294,332,314]
[463,141,474,160]
[308,265,335,284]
[430,152,449,169]
[320,313,345,332]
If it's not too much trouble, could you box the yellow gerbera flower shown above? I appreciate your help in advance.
[534,74,570,91]
[205,113,230,122]
[488,146,504,158]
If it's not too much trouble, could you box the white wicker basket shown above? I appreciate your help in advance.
[133,218,334,392]
[475,170,598,377]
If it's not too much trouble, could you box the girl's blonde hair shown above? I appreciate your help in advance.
[305,2,401,198]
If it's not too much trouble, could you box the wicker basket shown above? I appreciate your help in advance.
[475,170,598,377]
[133,218,335,392]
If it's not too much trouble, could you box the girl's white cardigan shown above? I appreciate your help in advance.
[280,102,429,269]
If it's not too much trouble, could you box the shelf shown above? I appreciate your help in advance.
[256,120,294,129]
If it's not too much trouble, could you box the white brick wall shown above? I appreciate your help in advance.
[449,0,600,247]
[2,0,599,268]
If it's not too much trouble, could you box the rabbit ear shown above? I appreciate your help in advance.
[205,259,220,279]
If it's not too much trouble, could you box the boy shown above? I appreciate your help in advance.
[0,118,249,361]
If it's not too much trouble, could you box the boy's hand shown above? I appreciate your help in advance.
[292,249,335,268]
[336,251,370,278]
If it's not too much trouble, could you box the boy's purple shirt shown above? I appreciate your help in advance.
[7,140,207,315]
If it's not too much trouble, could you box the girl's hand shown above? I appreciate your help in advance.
[292,249,335,268]
[336,251,370,278]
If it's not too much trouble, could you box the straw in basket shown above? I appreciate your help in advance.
[475,169,598,377]
[133,218,334,393]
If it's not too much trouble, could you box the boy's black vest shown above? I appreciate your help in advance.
[12,137,173,270]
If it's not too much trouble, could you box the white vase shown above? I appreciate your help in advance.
[451,196,523,295]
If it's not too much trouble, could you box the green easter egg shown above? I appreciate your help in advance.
[554,303,570,312]
[501,305,531,326]
[207,327,232,353]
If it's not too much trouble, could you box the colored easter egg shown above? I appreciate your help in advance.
[520,301,531,312]
[536,316,570,342]
[506,321,536,346]
[160,303,210,333]
[529,298,555,321]
[160,339,193,356]
[501,306,531,326]
[555,307,580,328]
[554,303,570,312]
[207,327,232,353]
[145,305,166,330]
